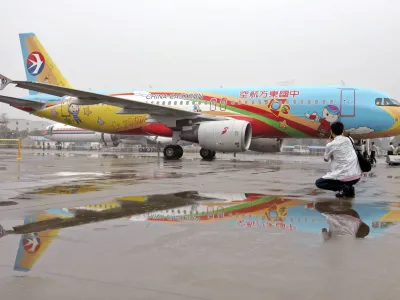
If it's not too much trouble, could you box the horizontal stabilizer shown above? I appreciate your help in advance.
[0,95,46,110]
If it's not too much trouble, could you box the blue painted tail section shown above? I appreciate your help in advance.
[19,32,38,95]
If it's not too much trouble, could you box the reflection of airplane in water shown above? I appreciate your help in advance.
[3,191,400,272]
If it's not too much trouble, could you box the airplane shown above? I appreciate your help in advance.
[1,33,400,160]
[41,123,192,148]
[2,191,399,272]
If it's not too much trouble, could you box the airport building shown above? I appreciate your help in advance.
[6,118,54,132]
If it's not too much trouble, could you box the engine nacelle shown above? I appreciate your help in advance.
[100,133,120,147]
[249,138,283,153]
[181,120,252,152]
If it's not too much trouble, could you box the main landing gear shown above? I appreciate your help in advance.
[199,148,216,160]
[163,145,216,160]
[163,145,183,160]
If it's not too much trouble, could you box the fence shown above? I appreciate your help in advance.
[0,139,22,161]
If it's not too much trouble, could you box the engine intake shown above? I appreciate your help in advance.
[181,119,252,152]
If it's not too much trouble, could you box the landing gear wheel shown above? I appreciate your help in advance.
[163,145,183,160]
[200,148,216,160]
[176,145,183,159]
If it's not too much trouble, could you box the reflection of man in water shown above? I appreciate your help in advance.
[314,200,370,241]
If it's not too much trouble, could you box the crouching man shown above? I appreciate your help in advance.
[315,121,362,198]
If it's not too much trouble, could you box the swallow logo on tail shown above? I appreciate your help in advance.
[22,233,41,253]
[27,52,45,75]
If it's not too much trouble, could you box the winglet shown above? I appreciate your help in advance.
[0,74,13,90]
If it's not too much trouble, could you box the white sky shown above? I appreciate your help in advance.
[1,0,399,120]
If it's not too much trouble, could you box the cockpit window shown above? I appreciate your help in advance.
[375,98,400,107]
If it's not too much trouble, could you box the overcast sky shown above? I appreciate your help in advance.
[1,0,399,121]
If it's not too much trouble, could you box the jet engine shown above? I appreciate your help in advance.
[100,133,120,147]
[181,119,252,152]
[249,138,283,153]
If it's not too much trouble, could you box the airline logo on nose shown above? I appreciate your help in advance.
[27,52,45,75]
[221,127,229,134]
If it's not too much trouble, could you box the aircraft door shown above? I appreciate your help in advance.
[61,98,71,117]
[210,98,217,111]
[340,89,356,117]
[220,98,227,111]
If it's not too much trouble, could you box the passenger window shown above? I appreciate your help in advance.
[300,100,304,105]
[186,101,189,105]
[315,100,318,104]
[258,100,262,104]
[307,100,311,104]
[162,101,165,105]
[322,100,326,105]
[151,101,154,104]
[329,100,334,105]
[168,101,171,105]
[180,101,183,105]
[252,100,255,104]
[293,100,296,105]
[192,101,195,104]
[174,101,177,105]
[238,100,241,104]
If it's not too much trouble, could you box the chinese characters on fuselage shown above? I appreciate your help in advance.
[239,90,300,99]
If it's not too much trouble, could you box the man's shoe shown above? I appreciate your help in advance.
[335,185,355,198]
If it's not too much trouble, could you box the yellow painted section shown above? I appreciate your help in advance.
[34,103,148,133]
[29,184,100,195]
[379,210,400,222]
[25,35,72,88]
[116,196,147,202]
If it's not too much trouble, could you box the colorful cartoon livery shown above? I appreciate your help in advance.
[1,32,400,159]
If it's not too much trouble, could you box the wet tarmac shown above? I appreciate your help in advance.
[0,149,400,300]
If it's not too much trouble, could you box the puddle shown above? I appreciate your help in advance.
[4,192,399,236]
[3,191,400,272]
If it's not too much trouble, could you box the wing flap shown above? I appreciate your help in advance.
[0,95,46,110]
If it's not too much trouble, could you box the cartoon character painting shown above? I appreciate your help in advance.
[306,105,340,137]
[68,104,82,124]
[193,102,202,113]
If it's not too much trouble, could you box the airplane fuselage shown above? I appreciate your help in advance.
[19,86,400,141]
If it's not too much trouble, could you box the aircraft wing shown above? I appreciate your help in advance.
[0,95,46,110]
[0,74,227,124]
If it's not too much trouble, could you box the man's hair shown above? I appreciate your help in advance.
[356,222,370,238]
[330,121,344,135]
